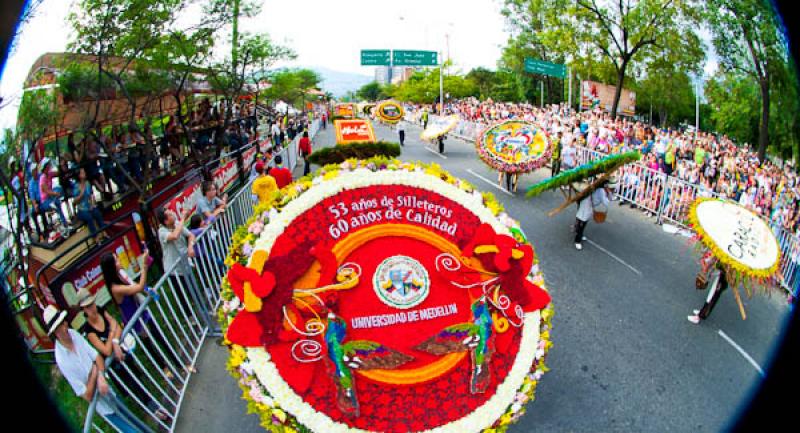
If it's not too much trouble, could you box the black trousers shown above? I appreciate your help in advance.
[438,137,445,153]
[399,130,405,146]
[699,271,729,319]
[552,159,561,176]
[574,218,588,243]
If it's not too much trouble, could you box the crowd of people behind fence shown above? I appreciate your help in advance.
[405,97,799,236]
[6,97,316,245]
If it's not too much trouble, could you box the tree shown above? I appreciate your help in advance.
[69,0,185,187]
[465,67,496,100]
[571,0,701,117]
[208,32,295,128]
[392,65,476,103]
[705,0,790,162]
[704,71,760,146]
[356,82,388,101]
[260,68,319,109]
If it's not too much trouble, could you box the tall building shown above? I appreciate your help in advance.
[374,66,417,85]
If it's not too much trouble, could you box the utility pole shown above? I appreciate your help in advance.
[439,50,444,114]
[567,68,572,112]
[540,81,544,107]
[695,80,700,141]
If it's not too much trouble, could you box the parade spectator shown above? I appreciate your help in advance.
[101,250,194,379]
[252,162,279,204]
[38,158,70,234]
[270,155,292,189]
[77,287,169,421]
[156,208,198,320]
[197,181,227,222]
[46,305,142,433]
[298,131,312,176]
[74,167,108,240]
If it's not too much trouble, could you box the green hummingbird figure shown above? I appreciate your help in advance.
[415,297,495,393]
[324,312,413,417]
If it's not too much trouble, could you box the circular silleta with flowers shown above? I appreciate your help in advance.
[476,120,551,174]
[219,158,554,433]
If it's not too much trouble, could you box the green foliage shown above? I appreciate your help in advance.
[705,0,793,161]
[259,68,319,108]
[16,89,59,141]
[501,0,703,114]
[704,71,760,145]
[355,82,389,101]
[391,66,477,103]
[308,141,401,165]
[526,151,641,198]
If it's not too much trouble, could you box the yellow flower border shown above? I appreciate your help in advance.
[218,157,554,433]
[375,100,405,124]
[688,197,780,280]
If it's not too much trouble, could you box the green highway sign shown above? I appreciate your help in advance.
[393,50,438,66]
[361,50,391,66]
[524,58,566,79]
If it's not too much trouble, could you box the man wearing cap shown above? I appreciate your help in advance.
[38,158,70,234]
[46,305,142,432]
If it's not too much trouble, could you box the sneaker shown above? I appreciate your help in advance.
[693,309,700,315]
[582,236,587,241]
[575,243,583,250]
[687,315,700,324]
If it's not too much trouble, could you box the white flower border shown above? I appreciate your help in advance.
[240,166,545,433]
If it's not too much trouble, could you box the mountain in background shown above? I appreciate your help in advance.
[309,66,373,98]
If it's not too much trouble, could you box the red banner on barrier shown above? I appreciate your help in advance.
[259,139,271,154]
[165,180,201,218]
[214,159,239,193]
[243,146,258,173]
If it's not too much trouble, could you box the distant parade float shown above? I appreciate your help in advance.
[335,103,356,118]
[375,100,405,124]
[688,198,781,319]
[421,114,460,141]
[334,118,377,144]
[476,121,551,174]
[220,158,554,433]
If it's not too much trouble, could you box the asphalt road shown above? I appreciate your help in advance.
[175,120,793,433]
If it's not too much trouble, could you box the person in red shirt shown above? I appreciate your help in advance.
[270,155,292,188]
[298,131,312,176]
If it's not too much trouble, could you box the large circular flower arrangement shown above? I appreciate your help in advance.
[476,120,551,174]
[219,157,554,433]
[375,100,405,124]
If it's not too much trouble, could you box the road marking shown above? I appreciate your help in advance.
[717,330,765,376]
[424,146,448,159]
[584,238,642,276]
[466,169,514,197]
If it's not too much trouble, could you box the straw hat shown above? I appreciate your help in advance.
[76,287,96,308]
[43,305,67,336]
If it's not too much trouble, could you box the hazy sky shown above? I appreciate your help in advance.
[0,0,718,132]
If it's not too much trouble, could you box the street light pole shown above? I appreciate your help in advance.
[695,79,700,140]
[439,51,444,114]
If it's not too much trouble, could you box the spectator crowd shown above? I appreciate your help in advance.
[406,97,800,235]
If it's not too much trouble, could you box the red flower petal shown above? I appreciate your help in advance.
[226,311,263,347]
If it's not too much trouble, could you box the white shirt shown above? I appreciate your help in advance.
[55,329,114,416]
[577,188,610,222]
[562,145,577,168]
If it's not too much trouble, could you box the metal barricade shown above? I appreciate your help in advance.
[82,119,322,432]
